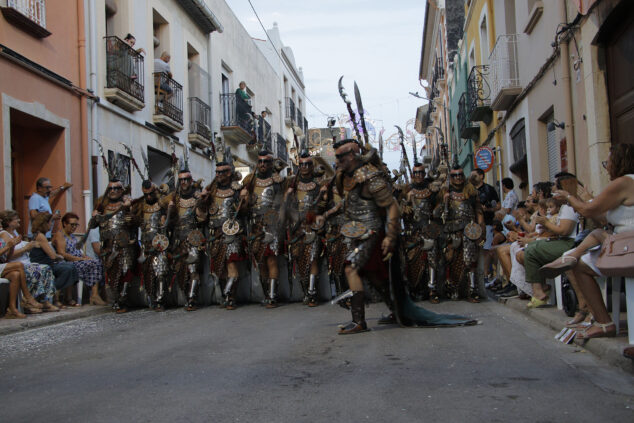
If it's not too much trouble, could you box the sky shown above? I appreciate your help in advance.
[224,0,428,171]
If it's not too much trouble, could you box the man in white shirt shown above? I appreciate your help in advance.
[154,51,173,101]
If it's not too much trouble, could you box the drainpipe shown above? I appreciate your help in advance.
[77,0,91,226]
[85,0,99,228]
[560,0,576,173]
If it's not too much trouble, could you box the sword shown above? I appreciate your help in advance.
[353,81,370,148]
[338,76,362,142]
[396,126,413,180]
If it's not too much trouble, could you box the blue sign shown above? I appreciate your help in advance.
[474,146,495,173]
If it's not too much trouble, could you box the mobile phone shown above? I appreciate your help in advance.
[55,210,61,215]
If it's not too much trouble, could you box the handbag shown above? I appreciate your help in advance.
[596,230,634,277]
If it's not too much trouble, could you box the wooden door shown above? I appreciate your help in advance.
[606,10,634,144]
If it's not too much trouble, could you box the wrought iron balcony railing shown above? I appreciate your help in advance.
[489,34,522,111]
[466,65,492,123]
[8,0,45,27]
[434,56,445,81]
[258,117,272,151]
[276,133,288,163]
[2,0,49,37]
[220,93,253,134]
[285,97,296,123]
[153,72,183,125]
[189,97,211,140]
[458,92,479,140]
[105,36,145,104]
[296,108,303,130]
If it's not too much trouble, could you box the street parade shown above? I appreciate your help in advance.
[1,1,633,421]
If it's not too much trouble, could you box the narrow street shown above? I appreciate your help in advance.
[1,300,632,422]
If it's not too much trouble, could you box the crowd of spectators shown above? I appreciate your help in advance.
[486,143,634,357]
[0,177,105,319]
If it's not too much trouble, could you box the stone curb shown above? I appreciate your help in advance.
[0,305,111,336]
[497,295,633,373]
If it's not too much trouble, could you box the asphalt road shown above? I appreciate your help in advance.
[0,299,632,422]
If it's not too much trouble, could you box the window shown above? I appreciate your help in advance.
[510,118,526,164]
[152,9,169,59]
[480,16,489,66]
[545,113,560,180]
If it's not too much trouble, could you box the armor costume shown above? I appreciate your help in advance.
[439,165,484,302]
[287,153,323,306]
[319,179,349,300]
[95,187,138,313]
[132,181,170,311]
[400,169,441,302]
[167,170,205,311]
[201,176,245,310]
[242,150,287,307]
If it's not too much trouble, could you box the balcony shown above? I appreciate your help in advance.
[257,117,272,151]
[153,72,184,131]
[188,97,211,149]
[434,56,445,86]
[458,92,479,140]
[303,117,308,135]
[1,0,50,38]
[220,93,254,144]
[104,36,145,112]
[285,97,296,127]
[466,65,492,124]
[275,133,288,163]
[296,108,304,134]
[489,34,522,111]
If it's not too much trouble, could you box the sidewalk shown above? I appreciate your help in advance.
[497,295,634,373]
[0,305,110,336]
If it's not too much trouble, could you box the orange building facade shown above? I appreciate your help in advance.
[0,0,94,232]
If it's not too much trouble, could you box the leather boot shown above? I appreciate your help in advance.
[186,279,199,311]
[339,291,368,334]
[467,271,481,303]
[224,276,238,310]
[265,278,278,308]
[428,268,440,304]
[307,274,318,307]
[154,279,165,312]
[115,282,129,313]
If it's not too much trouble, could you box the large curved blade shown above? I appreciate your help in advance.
[353,81,364,117]
[338,76,350,105]
[395,125,404,142]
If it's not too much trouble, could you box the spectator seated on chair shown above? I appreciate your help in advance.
[52,213,106,306]
[0,210,58,314]
[29,213,79,308]
[540,144,634,339]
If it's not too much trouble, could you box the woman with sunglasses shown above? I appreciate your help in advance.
[29,212,79,308]
[52,212,106,306]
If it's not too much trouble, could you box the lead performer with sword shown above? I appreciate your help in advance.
[318,78,476,333]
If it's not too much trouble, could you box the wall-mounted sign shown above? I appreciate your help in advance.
[474,146,495,173]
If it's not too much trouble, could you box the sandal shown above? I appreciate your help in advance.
[565,311,589,327]
[23,305,43,314]
[539,255,578,279]
[64,299,81,307]
[25,296,44,309]
[527,296,550,309]
[575,321,616,340]
[4,309,26,319]
[42,302,60,312]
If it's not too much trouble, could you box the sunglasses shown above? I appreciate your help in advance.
[109,186,123,191]
[450,173,464,178]
[216,169,230,175]
[258,159,272,164]
[179,177,192,182]
[413,171,425,176]
[299,162,312,168]
[335,150,352,160]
